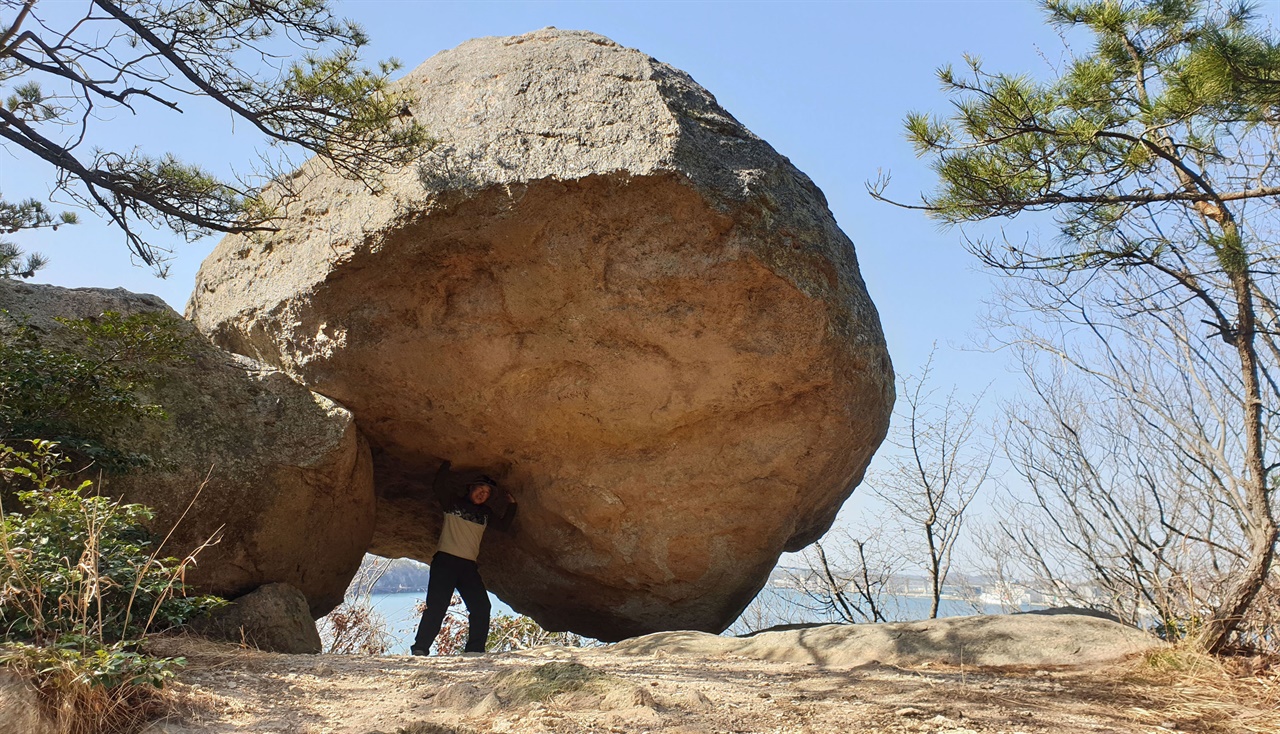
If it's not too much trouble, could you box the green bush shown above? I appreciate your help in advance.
[0,440,224,732]
[0,637,181,690]
[0,310,192,470]
[0,441,223,645]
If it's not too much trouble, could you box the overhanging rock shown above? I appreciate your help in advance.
[188,28,893,640]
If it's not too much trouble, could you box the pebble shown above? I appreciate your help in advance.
[895,707,926,717]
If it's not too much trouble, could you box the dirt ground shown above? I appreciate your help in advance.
[135,637,1279,734]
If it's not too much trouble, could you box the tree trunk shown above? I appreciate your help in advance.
[1195,522,1279,653]
[1193,259,1278,653]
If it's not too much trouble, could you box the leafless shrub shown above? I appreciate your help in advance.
[869,350,991,619]
[318,556,392,655]
[985,277,1280,650]
[791,526,905,624]
[429,595,594,654]
[726,584,808,636]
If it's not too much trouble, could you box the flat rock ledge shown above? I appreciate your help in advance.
[611,612,1162,667]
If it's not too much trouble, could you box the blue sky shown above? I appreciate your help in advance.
[5,0,1064,388]
[5,0,1094,553]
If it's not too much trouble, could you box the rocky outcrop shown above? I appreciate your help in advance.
[188,28,893,640]
[0,281,374,616]
[612,611,1162,667]
[194,583,323,654]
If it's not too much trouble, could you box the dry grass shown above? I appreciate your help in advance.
[142,631,276,673]
[2,665,170,734]
[383,723,478,734]
[885,650,1280,733]
[1108,648,1280,734]
[43,681,169,734]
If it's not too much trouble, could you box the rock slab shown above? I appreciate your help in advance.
[188,28,894,640]
[612,611,1162,667]
[0,280,374,616]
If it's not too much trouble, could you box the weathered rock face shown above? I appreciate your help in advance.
[188,28,893,640]
[0,281,374,616]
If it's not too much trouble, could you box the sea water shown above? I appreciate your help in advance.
[368,592,517,654]
[365,589,1021,654]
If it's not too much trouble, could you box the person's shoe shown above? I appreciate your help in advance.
[410,645,429,656]
[461,651,484,657]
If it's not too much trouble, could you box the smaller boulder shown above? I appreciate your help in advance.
[194,583,322,654]
[0,280,375,616]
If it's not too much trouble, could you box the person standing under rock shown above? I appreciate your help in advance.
[411,462,517,655]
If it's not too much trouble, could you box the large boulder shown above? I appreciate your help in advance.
[188,28,893,640]
[0,281,374,616]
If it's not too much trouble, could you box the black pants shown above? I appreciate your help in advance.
[413,551,491,653]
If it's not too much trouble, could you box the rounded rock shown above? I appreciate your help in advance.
[188,28,893,640]
[0,280,374,616]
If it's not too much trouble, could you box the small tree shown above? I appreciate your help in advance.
[0,0,430,270]
[793,530,901,624]
[870,353,991,619]
[875,0,1280,653]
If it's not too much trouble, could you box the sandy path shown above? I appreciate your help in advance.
[138,637,1275,734]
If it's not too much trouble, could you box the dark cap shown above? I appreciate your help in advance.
[469,475,498,489]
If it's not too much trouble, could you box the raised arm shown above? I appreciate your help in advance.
[491,496,518,533]
[431,460,467,501]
